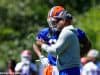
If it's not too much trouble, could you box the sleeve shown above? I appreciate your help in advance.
[15,62,23,72]
[36,30,44,40]
[36,28,49,44]
[41,28,70,55]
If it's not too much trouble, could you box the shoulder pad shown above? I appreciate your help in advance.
[36,28,50,41]
[76,28,86,40]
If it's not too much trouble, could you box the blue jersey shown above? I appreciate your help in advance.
[36,28,60,65]
[75,28,86,41]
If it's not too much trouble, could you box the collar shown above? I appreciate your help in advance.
[64,25,74,30]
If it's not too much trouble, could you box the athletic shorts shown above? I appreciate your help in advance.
[43,64,59,75]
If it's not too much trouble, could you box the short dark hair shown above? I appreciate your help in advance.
[8,59,16,72]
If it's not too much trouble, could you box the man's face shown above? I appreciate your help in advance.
[55,18,66,31]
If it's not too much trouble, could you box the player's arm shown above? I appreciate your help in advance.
[36,28,69,55]
[33,28,49,57]
[33,42,49,67]
[33,43,42,57]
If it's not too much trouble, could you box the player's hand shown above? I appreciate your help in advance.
[39,55,49,67]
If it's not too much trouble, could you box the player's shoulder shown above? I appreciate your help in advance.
[37,27,50,36]
[76,28,85,33]
[75,28,87,39]
[16,62,23,66]
[15,62,24,68]
[75,28,86,35]
[83,62,98,70]
[39,27,50,33]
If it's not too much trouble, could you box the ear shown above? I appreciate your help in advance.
[66,19,72,25]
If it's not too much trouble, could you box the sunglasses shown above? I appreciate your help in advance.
[52,17,63,23]
[56,18,63,23]
[49,17,63,28]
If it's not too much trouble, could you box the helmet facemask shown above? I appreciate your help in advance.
[47,17,57,32]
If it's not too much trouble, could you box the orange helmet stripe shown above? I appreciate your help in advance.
[48,6,64,18]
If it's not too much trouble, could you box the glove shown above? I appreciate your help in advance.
[39,55,49,67]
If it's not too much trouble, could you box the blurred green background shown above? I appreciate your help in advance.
[0,0,100,70]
